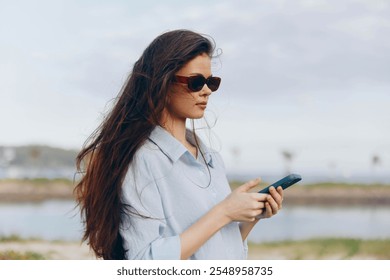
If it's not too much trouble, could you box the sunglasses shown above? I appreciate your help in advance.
[175,75,221,92]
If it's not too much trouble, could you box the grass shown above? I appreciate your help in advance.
[0,234,47,260]
[0,235,43,243]
[0,250,45,260]
[0,234,27,242]
[1,235,389,260]
[298,182,390,190]
[0,178,74,186]
[0,235,73,260]
[248,238,390,260]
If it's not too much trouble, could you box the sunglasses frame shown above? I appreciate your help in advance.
[175,75,221,92]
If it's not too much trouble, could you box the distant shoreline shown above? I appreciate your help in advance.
[0,179,75,203]
[1,179,390,204]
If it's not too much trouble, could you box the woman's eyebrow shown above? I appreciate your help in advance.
[188,72,213,76]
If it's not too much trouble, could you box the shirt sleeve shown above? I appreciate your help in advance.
[120,154,181,260]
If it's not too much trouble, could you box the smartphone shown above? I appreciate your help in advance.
[258,174,302,194]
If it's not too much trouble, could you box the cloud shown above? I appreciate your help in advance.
[209,1,390,97]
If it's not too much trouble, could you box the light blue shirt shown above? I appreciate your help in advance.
[120,126,247,260]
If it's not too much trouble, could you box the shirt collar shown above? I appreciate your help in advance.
[148,126,214,167]
[185,129,214,168]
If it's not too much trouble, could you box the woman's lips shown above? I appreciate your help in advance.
[196,102,207,109]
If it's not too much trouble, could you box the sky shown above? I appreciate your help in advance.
[1,0,389,181]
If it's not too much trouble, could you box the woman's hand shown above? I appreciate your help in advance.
[179,179,284,259]
[238,184,284,240]
[179,178,266,259]
[219,178,268,223]
[256,186,284,219]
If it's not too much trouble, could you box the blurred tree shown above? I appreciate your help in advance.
[371,154,381,178]
[282,150,294,175]
[372,155,381,166]
[29,147,41,160]
[29,146,42,177]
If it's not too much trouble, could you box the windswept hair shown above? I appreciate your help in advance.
[74,30,215,259]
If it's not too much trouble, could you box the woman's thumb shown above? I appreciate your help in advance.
[237,178,261,192]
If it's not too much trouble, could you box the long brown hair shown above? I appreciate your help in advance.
[74,30,215,259]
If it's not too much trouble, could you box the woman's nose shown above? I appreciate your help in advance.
[200,84,212,96]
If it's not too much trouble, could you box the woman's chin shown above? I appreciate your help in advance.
[190,113,205,119]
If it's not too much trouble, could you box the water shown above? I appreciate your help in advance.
[0,200,82,241]
[1,200,390,242]
[249,205,390,243]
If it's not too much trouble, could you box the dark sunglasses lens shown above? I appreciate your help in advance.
[188,76,206,91]
[207,77,221,91]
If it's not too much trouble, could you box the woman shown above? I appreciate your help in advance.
[75,29,283,260]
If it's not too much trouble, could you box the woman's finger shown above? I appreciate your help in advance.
[277,186,284,201]
[257,201,265,209]
[237,178,261,192]
[269,187,282,204]
[267,195,279,214]
[264,202,272,218]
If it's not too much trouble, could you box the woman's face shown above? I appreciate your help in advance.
[164,53,214,122]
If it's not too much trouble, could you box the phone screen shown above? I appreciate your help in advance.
[258,174,302,194]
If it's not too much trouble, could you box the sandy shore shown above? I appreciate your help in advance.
[281,185,390,205]
[0,241,272,260]
[0,180,74,202]
[1,240,387,260]
[0,240,321,260]
[0,241,97,260]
